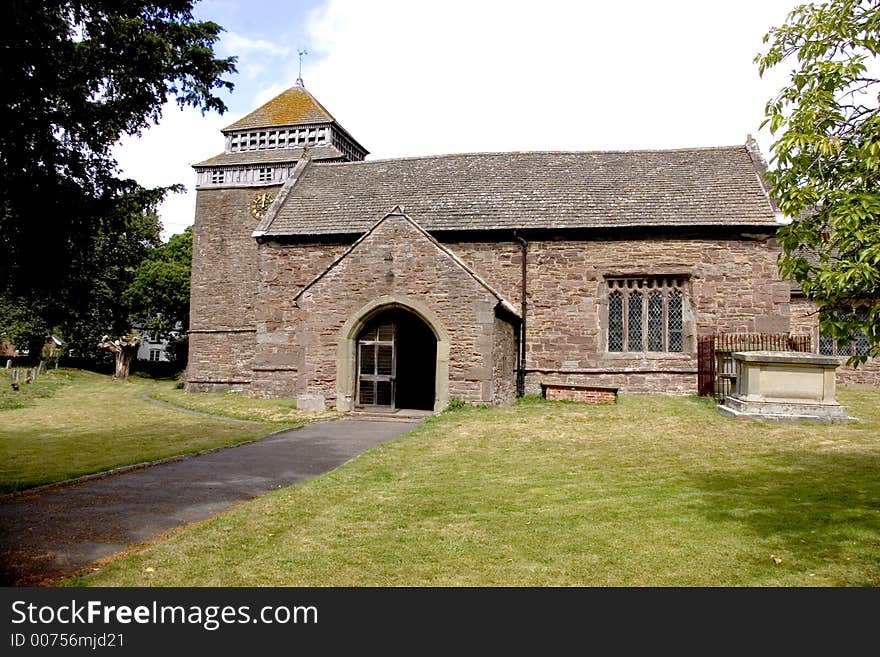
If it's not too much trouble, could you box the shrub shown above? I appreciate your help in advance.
[445,397,468,411]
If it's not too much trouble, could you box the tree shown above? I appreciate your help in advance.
[99,333,141,380]
[125,226,193,366]
[0,1,235,360]
[61,187,167,366]
[757,0,880,364]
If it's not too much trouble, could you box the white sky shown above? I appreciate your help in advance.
[113,0,803,239]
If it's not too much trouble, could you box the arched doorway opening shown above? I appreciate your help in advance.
[355,308,437,411]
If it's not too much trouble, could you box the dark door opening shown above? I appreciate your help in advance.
[355,309,436,411]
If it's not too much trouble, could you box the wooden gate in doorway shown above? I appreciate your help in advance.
[356,321,396,408]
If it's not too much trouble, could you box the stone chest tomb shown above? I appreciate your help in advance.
[718,351,853,422]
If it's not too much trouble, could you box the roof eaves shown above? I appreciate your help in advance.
[291,207,396,301]
[330,121,369,157]
[253,157,312,236]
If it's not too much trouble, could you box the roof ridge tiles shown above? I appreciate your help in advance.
[310,144,750,167]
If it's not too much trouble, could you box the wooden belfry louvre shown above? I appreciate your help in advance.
[357,322,396,407]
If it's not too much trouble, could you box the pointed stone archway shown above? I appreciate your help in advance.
[337,295,450,413]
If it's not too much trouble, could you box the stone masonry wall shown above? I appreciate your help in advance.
[450,233,790,395]
[253,215,517,408]
[790,297,880,386]
[189,214,794,400]
[492,315,518,406]
[250,240,349,397]
[187,185,282,391]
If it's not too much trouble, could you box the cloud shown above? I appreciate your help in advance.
[220,32,292,58]
[303,0,797,159]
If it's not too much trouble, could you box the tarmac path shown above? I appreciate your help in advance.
[0,418,420,585]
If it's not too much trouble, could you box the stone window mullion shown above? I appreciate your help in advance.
[605,276,689,354]
[662,288,669,352]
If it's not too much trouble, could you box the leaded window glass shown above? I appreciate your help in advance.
[819,335,835,356]
[608,291,623,352]
[648,292,664,351]
[668,289,683,352]
[628,291,643,352]
[605,277,688,353]
[820,306,873,357]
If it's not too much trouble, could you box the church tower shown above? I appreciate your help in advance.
[187,82,367,392]
[193,80,368,188]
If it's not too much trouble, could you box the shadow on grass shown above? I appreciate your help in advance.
[688,450,880,585]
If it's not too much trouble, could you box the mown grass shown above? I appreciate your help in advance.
[70,387,880,587]
[148,386,336,424]
[0,367,73,411]
[0,370,324,493]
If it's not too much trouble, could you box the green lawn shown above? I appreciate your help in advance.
[0,367,73,411]
[70,387,880,587]
[0,369,329,493]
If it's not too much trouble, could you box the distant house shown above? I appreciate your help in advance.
[133,325,180,363]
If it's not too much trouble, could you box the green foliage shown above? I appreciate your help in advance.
[0,298,50,360]
[445,397,469,411]
[0,1,235,360]
[756,0,880,365]
[62,190,165,361]
[125,226,192,354]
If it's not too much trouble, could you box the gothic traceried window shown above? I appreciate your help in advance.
[605,277,688,353]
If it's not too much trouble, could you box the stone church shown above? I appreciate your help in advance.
[186,81,878,411]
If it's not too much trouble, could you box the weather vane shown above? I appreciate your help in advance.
[297,48,308,86]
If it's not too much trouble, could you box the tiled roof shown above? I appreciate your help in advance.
[223,84,336,132]
[261,146,779,236]
[193,145,344,167]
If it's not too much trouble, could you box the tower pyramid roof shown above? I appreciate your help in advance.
[223,82,337,132]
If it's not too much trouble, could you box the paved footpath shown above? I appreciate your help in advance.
[0,418,419,585]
